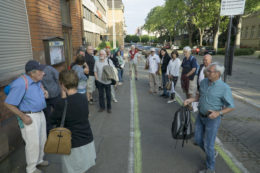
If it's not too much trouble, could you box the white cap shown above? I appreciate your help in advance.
[150,48,155,52]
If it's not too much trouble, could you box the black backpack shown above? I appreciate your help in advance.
[171,106,194,147]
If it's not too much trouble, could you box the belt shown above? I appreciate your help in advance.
[22,111,42,114]
[199,112,209,118]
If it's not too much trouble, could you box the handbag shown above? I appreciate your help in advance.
[144,60,149,70]
[166,81,172,91]
[107,59,117,85]
[44,99,72,155]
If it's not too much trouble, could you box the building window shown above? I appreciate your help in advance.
[245,27,248,39]
[83,7,93,22]
[250,26,255,38]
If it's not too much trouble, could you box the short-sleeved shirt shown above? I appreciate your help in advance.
[5,75,46,112]
[72,65,88,91]
[198,78,235,115]
[42,65,60,98]
[94,58,113,85]
[181,55,197,80]
[148,54,160,74]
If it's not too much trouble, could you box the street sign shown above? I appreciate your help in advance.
[220,0,246,16]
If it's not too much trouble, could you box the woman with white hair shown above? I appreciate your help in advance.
[181,46,199,99]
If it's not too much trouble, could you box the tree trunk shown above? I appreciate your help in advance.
[213,17,221,51]
[187,23,193,47]
[199,28,204,46]
[235,16,242,49]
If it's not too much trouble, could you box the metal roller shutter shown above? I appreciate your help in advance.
[0,0,32,86]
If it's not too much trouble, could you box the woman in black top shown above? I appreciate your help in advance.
[51,70,96,173]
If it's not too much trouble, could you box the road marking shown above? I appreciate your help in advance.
[128,75,135,173]
[175,92,249,173]
[128,73,142,173]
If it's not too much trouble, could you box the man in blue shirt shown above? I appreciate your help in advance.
[184,62,235,173]
[5,60,49,173]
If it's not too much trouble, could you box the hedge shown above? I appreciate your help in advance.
[216,48,255,56]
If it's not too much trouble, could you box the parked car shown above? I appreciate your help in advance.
[163,44,170,49]
[141,46,159,58]
[156,43,163,48]
[142,46,152,58]
[136,44,144,51]
[192,46,200,55]
[199,46,216,55]
[171,45,179,50]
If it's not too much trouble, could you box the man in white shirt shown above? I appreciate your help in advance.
[147,48,160,93]
[197,54,212,89]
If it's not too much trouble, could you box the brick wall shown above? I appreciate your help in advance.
[70,0,83,56]
[26,0,63,64]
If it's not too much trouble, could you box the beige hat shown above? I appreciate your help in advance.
[150,48,155,52]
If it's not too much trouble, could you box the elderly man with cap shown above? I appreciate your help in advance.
[147,48,160,93]
[5,60,49,173]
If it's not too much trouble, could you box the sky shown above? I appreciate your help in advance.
[122,0,165,34]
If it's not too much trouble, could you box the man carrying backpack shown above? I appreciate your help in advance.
[184,62,235,173]
[181,46,199,99]
[4,60,49,173]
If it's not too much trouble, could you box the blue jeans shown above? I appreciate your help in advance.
[194,114,221,171]
[118,69,123,82]
[162,73,169,96]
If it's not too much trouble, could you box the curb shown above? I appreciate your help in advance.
[232,93,260,110]
[174,92,249,173]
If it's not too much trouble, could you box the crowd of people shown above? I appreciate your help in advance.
[145,45,235,173]
[4,43,235,173]
[4,45,126,173]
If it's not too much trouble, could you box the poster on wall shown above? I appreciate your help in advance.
[49,41,65,65]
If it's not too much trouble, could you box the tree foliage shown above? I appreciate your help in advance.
[143,0,260,48]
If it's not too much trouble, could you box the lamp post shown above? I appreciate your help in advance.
[112,0,116,49]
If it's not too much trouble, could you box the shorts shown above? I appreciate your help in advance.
[86,76,95,93]
[188,76,197,96]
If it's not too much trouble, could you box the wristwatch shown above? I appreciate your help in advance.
[219,111,223,116]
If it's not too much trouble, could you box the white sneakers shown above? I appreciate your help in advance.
[32,168,42,173]
[113,99,118,103]
[167,99,176,104]
[37,160,49,167]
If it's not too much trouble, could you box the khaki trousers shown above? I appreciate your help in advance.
[149,73,158,93]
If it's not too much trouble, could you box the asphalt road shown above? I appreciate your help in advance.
[87,64,233,173]
[187,54,260,106]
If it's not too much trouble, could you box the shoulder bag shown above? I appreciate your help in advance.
[44,99,72,155]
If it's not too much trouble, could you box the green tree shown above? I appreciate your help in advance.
[141,35,149,43]
[125,35,132,43]
[131,35,140,43]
